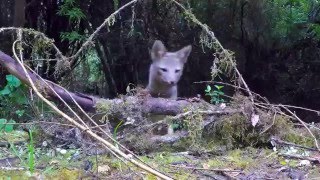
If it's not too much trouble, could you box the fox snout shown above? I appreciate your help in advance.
[166,80,176,86]
[159,76,177,86]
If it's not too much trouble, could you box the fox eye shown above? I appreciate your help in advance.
[175,69,181,73]
[160,68,167,72]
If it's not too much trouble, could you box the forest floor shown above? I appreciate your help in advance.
[0,127,319,179]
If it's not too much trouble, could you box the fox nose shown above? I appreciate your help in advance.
[169,81,175,85]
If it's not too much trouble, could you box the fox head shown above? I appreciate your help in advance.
[149,40,192,87]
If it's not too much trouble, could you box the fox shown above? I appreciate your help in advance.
[147,40,192,99]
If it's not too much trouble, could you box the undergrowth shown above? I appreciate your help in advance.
[0,75,29,124]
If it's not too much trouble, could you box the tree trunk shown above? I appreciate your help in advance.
[13,0,26,27]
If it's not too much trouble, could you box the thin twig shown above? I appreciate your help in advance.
[171,0,255,107]
[25,65,153,170]
[69,0,138,62]
[0,167,25,171]
[278,153,320,163]
[260,111,277,134]
[170,164,241,172]
[271,137,318,151]
[0,0,138,77]
[3,121,76,127]
[17,30,92,130]
[170,109,242,120]
[0,27,63,59]
[258,103,320,115]
[280,106,320,151]
[12,41,172,180]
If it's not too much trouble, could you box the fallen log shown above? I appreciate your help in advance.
[0,50,213,118]
[0,50,95,111]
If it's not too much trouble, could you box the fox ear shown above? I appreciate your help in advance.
[177,45,192,63]
[151,40,167,61]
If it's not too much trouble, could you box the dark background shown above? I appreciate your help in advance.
[1,0,320,122]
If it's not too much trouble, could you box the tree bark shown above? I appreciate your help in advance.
[13,0,26,27]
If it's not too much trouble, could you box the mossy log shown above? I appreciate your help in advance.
[0,50,204,114]
[0,50,220,119]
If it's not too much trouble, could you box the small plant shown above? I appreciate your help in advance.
[0,74,28,119]
[57,0,86,43]
[28,129,35,173]
[113,120,123,147]
[9,129,36,174]
[0,118,16,133]
[0,75,27,103]
[205,85,225,104]
[112,120,123,170]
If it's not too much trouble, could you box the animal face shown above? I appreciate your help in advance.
[150,40,192,86]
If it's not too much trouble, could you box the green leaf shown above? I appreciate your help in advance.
[11,92,28,105]
[212,91,219,96]
[214,85,224,90]
[15,110,25,117]
[0,86,11,95]
[60,31,85,43]
[6,75,21,88]
[66,7,86,21]
[205,85,211,92]
[0,119,7,130]
[279,160,287,165]
[171,123,180,130]
[5,119,15,132]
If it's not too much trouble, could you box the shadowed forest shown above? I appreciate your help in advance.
[0,0,320,179]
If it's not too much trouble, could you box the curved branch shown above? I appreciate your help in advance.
[0,50,206,116]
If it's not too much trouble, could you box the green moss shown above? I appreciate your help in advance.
[226,149,254,169]
[0,168,81,179]
[207,148,267,171]
[48,169,80,180]
[145,173,158,180]
[170,137,192,151]
[95,99,113,114]
[173,173,196,180]
[271,115,293,136]
[140,152,189,169]
[96,97,144,127]
[209,113,255,148]
[283,132,315,147]
[96,152,194,178]
[0,130,29,143]
[203,112,300,149]
[178,109,208,151]
[278,157,299,167]
[207,158,226,168]
[272,115,316,147]
[0,171,27,180]
[122,132,153,154]
[152,152,189,165]
[140,152,193,177]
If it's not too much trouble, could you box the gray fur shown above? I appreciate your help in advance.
[147,40,192,99]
